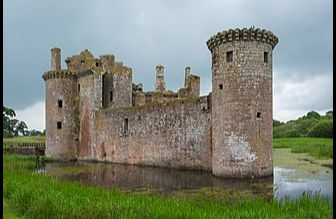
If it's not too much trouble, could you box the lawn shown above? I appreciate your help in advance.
[3,153,333,219]
[273,137,333,159]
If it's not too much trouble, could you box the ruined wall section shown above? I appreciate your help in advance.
[91,97,212,171]
[76,71,104,159]
[110,62,132,109]
[100,55,115,108]
[207,28,278,178]
[185,75,200,97]
[43,70,77,159]
[65,49,99,72]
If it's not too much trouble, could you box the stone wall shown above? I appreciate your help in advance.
[111,63,132,109]
[77,73,103,159]
[83,97,212,171]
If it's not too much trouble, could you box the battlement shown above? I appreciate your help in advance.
[206,27,278,52]
[42,70,76,81]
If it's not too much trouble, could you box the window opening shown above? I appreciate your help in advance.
[226,51,233,62]
[264,52,268,63]
[257,112,261,118]
[219,84,223,90]
[123,118,128,135]
[57,121,62,129]
[110,91,113,102]
[58,100,63,108]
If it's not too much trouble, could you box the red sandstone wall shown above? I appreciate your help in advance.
[84,97,212,171]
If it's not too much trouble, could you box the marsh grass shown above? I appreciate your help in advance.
[273,137,333,159]
[3,154,333,219]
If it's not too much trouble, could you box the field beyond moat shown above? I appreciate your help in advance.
[3,137,333,218]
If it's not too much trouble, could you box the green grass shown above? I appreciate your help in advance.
[3,154,333,219]
[3,199,24,219]
[3,136,45,147]
[273,137,333,159]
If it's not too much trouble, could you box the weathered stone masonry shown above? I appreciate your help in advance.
[43,27,278,178]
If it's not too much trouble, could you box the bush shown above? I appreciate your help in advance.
[308,120,333,138]
[284,129,300,137]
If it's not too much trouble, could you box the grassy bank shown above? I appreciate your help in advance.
[3,154,333,219]
[3,136,45,148]
[273,137,333,159]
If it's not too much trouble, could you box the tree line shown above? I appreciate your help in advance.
[273,111,333,138]
[3,106,45,138]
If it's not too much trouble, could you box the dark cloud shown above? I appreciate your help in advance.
[4,0,333,120]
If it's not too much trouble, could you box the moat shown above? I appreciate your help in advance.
[35,149,333,202]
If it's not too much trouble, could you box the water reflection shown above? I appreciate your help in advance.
[39,161,332,202]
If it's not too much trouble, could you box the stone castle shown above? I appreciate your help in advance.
[43,27,278,178]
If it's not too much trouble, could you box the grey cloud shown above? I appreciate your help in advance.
[4,0,333,117]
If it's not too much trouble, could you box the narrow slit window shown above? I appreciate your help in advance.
[219,84,223,90]
[78,84,80,93]
[109,91,113,102]
[57,121,62,129]
[264,52,268,63]
[96,62,99,67]
[226,51,233,62]
[124,118,128,134]
[257,112,261,118]
[58,100,63,108]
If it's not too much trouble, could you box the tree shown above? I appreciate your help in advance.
[16,121,28,136]
[3,106,16,117]
[26,129,42,136]
[325,111,333,118]
[273,119,283,127]
[3,106,16,137]
[9,119,19,136]
[308,120,333,138]
[3,106,30,137]
[306,111,320,119]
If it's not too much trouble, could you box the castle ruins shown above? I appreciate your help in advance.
[43,27,278,178]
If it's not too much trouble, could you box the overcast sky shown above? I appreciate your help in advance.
[4,0,333,131]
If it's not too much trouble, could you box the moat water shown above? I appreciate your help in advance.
[35,149,333,202]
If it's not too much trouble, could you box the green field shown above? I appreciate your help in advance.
[3,136,45,147]
[3,154,333,219]
[273,137,333,159]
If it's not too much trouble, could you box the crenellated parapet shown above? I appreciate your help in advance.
[42,70,76,81]
[206,27,279,52]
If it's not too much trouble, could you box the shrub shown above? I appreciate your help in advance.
[308,120,333,138]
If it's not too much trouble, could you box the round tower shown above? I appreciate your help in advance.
[207,28,278,178]
[43,48,77,160]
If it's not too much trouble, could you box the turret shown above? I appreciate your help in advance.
[207,27,278,178]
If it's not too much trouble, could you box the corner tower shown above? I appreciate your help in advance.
[207,28,278,178]
[43,48,77,160]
